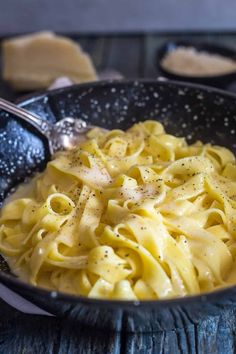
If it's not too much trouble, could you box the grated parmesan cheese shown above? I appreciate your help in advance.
[161,46,236,76]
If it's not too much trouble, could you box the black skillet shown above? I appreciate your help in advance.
[1,79,236,332]
[156,40,236,88]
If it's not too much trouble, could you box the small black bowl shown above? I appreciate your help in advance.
[156,40,236,88]
[1,79,236,332]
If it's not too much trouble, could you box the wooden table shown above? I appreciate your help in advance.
[1,33,236,353]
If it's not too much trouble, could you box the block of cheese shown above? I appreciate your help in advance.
[2,31,97,90]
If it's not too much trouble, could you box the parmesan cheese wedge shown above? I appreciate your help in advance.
[2,31,97,90]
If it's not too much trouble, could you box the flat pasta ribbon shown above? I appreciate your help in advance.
[1,120,236,299]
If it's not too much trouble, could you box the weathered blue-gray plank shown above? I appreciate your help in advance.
[1,0,236,35]
[1,299,236,354]
[104,36,143,78]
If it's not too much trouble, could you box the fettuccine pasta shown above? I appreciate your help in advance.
[1,120,236,300]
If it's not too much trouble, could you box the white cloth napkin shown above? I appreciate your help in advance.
[0,283,53,315]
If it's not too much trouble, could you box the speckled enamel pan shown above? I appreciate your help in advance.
[1,79,236,332]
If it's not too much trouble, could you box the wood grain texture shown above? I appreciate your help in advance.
[77,36,108,71]
[2,0,236,35]
[1,33,236,353]
[1,299,236,354]
[104,36,143,78]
